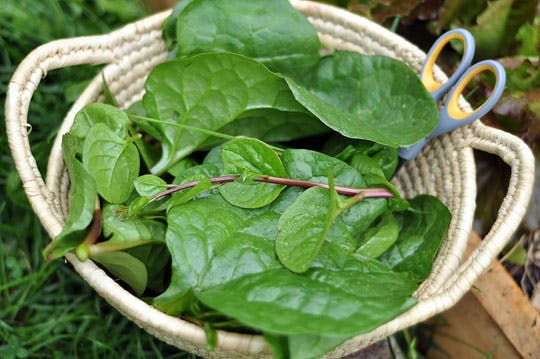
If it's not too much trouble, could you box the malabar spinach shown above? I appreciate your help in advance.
[170,0,321,78]
[44,0,453,357]
[275,187,335,273]
[285,52,439,147]
[220,137,287,208]
[42,134,98,260]
[82,123,140,204]
[379,195,452,281]
[142,52,311,174]
[92,251,148,296]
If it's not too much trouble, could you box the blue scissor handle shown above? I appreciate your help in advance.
[399,29,507,161]
[434,60,506,136]
[420,28,476,103]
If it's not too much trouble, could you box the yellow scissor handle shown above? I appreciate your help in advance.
[420,29,475,101]
[401,30,507,160]
[444,60,506,123]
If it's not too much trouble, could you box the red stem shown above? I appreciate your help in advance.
[85,200,102,245]
[151,175,393,201]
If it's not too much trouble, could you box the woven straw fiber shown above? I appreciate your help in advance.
[5,1,535,358]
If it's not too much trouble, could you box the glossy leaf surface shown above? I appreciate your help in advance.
[70,103,130,147]
[356,212,399,258]
[134,174,169,198]
[92,251,148,296]
[197,267,417,336]
[220,138,286,208]
[101,204,166,246]
[142,52,305,174]
[275,187,333,273]
[82,123,140,204]
[285,52,438,147]
[43,134,98,260]
[175,0,320,77]
[154,194,281,314]
[379,195,451,280]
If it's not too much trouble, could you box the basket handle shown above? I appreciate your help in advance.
[5,12,169,239]
[366,123,536,343]
[444,123,535,294]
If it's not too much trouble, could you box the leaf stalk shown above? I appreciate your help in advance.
[151,175,394,202]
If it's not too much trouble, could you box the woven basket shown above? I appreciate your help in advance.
[5,1,535,358]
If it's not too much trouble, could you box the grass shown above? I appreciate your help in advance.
[0,0,194,357]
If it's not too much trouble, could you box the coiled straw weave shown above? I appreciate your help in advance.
[5,1,535,357]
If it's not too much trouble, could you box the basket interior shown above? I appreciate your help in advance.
[45,4,478,357]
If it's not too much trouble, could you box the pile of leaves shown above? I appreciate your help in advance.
[333,0,540,334]
[41,0,454,357]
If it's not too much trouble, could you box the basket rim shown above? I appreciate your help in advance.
[5,0,535,357]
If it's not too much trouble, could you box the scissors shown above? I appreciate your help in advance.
[398,28,506,161]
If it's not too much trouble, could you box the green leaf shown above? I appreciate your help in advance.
[349,154,399,195]
[264,332,348,359]
[82,123,140,204]
[467,0,537,59]
[202,144,225,172]
[221,138,285,176]
[91,204,166,255]
[203,322,218,352]
[196,267,417,336]
[92,251,147,296]
[175,0,320,77]
[126,101,161,170]
[505,59,540,92]
[264,333,289,359]
[130,127,159,172]
[167,157,198,178]
[285,51,439,147]
[516,20,540,57]
[199,109,328,150]
[154,194,281,315]
[94,0,145,22]
[288,335,348,359]
[126,244,170,292]
[134,174,169,198]
[435,0,486,32]
[167,177,213,209]
[276,167,388,273]
[331,140,400,194]
[282,149,388,238]
[336,140,399,180]
[220,138,286,208]
[142,52,305,174]
[43,134,98,260]
[161,0,196,56]
[127,196,168,217]
[155,191,419,340]
[71,103,130,145]
[282,149,366,187]
[379,195,451,281]
[504,241,527,265]
[356,212,399,258]
[311,242,393,272]
[275,187,333,273]
[101,74,119,107]
[173,163,220,184]
[128,100,161,140]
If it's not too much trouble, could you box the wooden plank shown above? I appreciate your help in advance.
[428,292,520,358]
[428,232,540,358]
[466,232,540,358]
